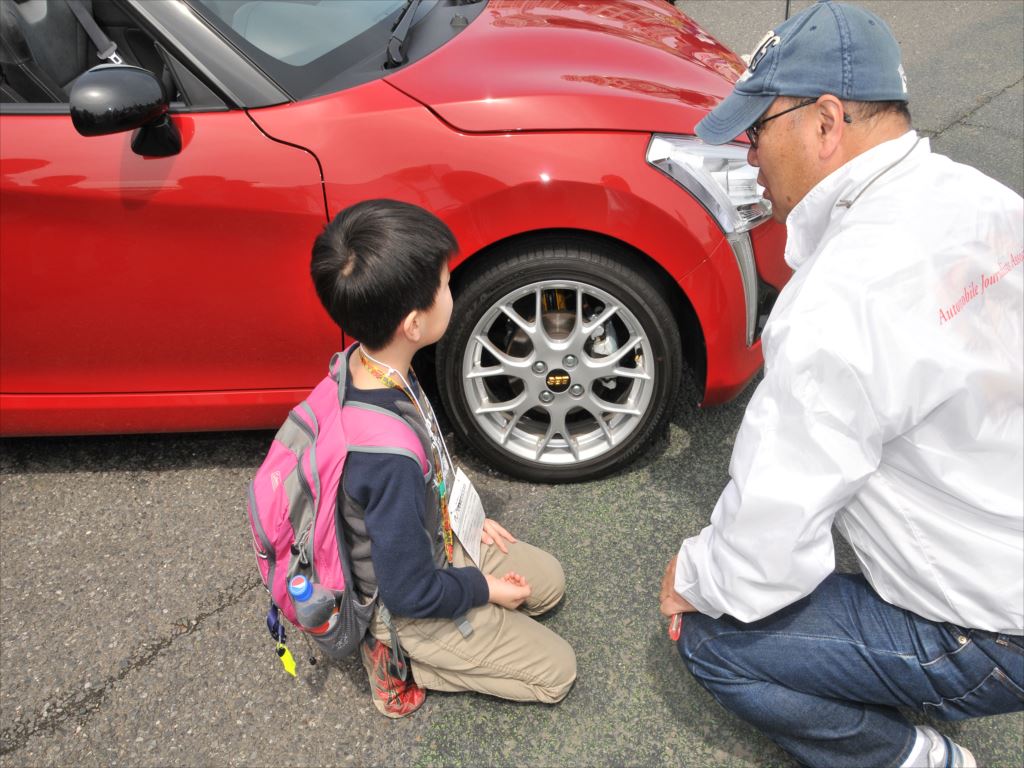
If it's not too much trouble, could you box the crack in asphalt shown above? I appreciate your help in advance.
[0,576,262,757]
[925,77,1024,140]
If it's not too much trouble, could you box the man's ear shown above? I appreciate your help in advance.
[814,95,847,160]
[401,310,422,343]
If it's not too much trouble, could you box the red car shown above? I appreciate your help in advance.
[0,0,788,482]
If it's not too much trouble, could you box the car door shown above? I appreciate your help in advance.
[0,0,333,430]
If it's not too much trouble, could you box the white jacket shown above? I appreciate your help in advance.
[675,131,1024,633]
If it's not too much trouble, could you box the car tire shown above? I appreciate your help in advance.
[437,240,682,483]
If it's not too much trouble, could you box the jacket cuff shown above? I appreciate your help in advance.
[674,544,724,619]
[460,565,490,608]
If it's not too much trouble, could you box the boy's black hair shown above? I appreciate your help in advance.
[311,199,457,349]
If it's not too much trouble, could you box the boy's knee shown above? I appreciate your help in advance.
[524,550,566,616]
[534,638,577,703]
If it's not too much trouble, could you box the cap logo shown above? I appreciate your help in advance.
[748,31,780,72]
[898,64,908,94]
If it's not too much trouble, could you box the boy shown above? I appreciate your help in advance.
[310,199,576,718]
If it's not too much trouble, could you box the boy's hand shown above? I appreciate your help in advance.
[485,571,531,610]
[501,571,528,588]
[481,518,517,554]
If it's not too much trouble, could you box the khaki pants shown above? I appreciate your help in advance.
[370,539,577,703]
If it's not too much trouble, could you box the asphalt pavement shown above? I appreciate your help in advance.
[1,2,1022,766]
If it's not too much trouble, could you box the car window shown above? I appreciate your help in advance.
[198,0,404,67]
[188,0,485,101]
[190,0,406,99]
[0,0,213,110]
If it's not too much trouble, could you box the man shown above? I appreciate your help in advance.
[658,2,1024,767]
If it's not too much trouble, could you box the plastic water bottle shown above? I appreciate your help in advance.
[288,575,338,635]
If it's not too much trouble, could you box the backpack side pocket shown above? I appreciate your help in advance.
[309,588,376,660]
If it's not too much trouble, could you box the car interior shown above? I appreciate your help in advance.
[0,0,174,104]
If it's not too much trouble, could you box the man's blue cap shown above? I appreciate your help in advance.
[696,0,908,145]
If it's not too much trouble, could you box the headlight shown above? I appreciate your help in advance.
[646,135,771,233]
[646,135,771,347]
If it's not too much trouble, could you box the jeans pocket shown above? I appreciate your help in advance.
[919,623,972,666]
[923,665,1024,720]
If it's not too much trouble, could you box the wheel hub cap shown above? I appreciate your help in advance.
[544,369,571,393]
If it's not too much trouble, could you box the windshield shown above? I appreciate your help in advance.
[190,0,406,98]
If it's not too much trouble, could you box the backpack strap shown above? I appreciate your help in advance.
[331,344,430,474]
[341,402,429,474]
[330,344,431,678]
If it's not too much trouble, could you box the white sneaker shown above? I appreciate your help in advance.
[902,725,977,768]
[941,735,977,768]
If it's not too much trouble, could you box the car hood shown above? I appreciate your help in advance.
[384,0,745,135]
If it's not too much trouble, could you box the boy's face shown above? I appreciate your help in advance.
[417,264,453,347]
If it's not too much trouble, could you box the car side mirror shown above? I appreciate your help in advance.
[69,64,181,157]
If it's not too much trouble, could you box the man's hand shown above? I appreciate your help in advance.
[659,555,697,618]
[485,571,531,610]
[481,517,517,554]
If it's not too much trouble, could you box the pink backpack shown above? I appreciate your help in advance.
[246,346,427,661]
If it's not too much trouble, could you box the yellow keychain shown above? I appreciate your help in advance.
[276,642,297,677]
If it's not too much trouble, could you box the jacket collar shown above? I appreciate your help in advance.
[783,130,926,270]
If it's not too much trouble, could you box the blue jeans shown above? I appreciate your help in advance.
[677,573,1024,768]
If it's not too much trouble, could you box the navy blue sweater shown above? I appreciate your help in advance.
[341,382,489,619]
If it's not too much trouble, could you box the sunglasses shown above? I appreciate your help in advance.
[746,99,853,149]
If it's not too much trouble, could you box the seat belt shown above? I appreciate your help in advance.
[65,0,122,64]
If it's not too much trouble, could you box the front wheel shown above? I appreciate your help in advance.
[438,241,682,483]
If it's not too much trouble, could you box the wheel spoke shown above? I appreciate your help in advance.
[534,410,578,461]
[474,333,528,368]
[575,286,584,333]
[557,410,580,461]
[586,391,642,417]
[534,422,555,459]
[609,366,651,380]
[498,404,531,445]
[595,401,642,417]
[564,406,607,453]
[580,406,616,446]
[500,302,535,337]
[467,363,510,379]
[473,391,528,416]
[582,302,621,335]
[533,287,544,340]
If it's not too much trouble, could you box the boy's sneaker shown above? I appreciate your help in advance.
[360,637,426,719]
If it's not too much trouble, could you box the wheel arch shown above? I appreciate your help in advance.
[450,228,707,402]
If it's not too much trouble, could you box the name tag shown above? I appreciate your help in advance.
[448,468,485,566]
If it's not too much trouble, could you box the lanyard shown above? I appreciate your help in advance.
[358,348,455,564]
